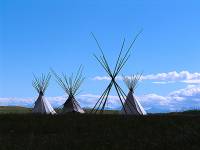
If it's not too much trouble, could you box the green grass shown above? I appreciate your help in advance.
[84,109,120,114]
[0,106,31,114]
[0,108,200,150]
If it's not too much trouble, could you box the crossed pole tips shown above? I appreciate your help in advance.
[90,31,142,114]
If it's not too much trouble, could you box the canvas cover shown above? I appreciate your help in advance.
[121,91,147,115]
[63,97,85,113]
[33,95,56,114]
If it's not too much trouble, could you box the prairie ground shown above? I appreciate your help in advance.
[0,107,200,150]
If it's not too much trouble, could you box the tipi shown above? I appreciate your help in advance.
[52,67,85,113]
[121,75,147,115]
[90,32,142,114]
[32,73,56,114]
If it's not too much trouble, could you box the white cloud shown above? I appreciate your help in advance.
[93,71,200,84]
[0,94,121,110]
[169,85,200,98]
[1,85,200,113]
[0,97,34,107]
[92,76,111,81]
[142,71,200,84]
[139,85,200,112]
[77,94,121,109]
[152,81,175,84]
[182,79,200,84]
[92,76,122,81]
[0,96,66,108]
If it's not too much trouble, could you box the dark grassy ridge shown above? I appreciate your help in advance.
[0,113,200,150]
[0,106,31,114]
[0,106,120,114]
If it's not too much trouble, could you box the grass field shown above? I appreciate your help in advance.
[0,106,31,114]
[0,106,200,150]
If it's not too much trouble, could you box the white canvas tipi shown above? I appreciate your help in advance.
[32,73,56,114]
[52,67,85,113]
[121,75,147,115]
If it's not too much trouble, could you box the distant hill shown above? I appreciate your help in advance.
[1,106,200,115]
[0,106,121,114]
[0,106,31,114]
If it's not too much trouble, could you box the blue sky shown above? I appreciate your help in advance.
[1,0,200,112]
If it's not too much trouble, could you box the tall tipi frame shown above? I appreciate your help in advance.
[90,32,142,114]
